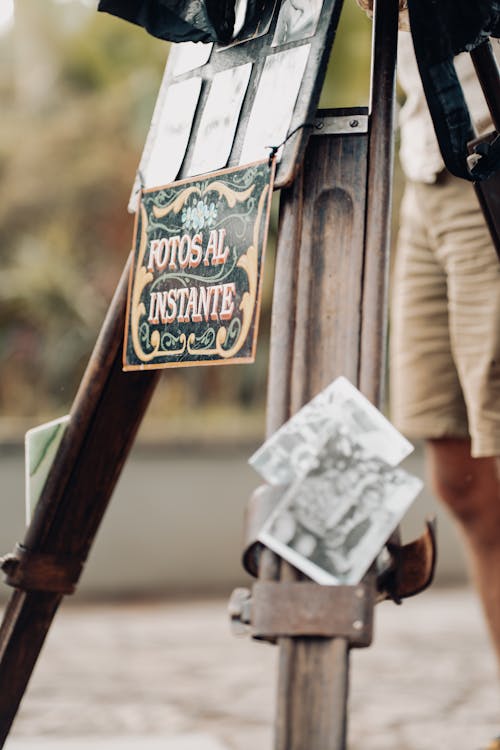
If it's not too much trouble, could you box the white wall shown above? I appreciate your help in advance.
[0,440,468,602]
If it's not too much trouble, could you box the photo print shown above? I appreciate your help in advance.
[249,376,415,486]
[189,63,252,175]
[170,41,213,77]
[129,76,202,211]
[272,0,323,46]
[250,376,422,585]
[258,446,422,585]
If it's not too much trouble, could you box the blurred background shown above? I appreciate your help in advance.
[0,0,466,602]
[0,0,373,439]
[1,5,490,750]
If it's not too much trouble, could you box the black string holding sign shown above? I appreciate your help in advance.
[135,121,319,189]
[266,121,320,166]
[137,170,146,191]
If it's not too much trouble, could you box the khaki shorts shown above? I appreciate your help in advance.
[390,170,500,458]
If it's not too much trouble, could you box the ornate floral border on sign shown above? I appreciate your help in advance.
[123,159,275,370]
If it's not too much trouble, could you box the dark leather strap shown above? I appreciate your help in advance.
[407,0,500,181]
[242,484,285,577]
[379,518,437,603]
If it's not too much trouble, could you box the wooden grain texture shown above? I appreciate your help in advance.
[269,120,369,750]
[265,170,304,437]
[0,255,160,747]
[262,1,399,747]
[276,637,349,750]
[358,0,398,407]
[473,161,500,260]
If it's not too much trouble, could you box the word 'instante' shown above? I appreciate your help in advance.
[146,227,239,325]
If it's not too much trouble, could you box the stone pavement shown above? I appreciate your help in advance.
[3,587,500,750]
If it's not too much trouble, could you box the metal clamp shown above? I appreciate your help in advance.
[229,581,374,647]
[1,544,83,595]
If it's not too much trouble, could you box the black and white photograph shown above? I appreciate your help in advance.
[238,44,311,164]
[258,434,423,585]
[188,63,252,175]
[129,76,202,210]
[170,41,213,77]
[272,0,323,46]
[249,376,415,486]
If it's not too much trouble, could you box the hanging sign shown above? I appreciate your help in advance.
[123,159,275,370]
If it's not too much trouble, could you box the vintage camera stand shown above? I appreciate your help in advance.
[0,1,435,748]
[229,4,436,748]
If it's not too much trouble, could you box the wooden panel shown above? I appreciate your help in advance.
[291,112,369,409]
[276,638,349,750]
[266,109,369,433]
[358,0,398,407]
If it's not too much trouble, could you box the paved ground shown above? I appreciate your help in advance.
[2,587,500,750]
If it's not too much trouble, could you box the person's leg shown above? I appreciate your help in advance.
[390,179,469,443]
[426,437,500,664]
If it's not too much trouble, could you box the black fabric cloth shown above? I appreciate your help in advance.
[97,0,235,44]
[407,0,500,181]
[408,0,500,63]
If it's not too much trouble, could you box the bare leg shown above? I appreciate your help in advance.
[426,437,500,664]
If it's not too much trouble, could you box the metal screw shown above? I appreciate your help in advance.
[353,620,363,631]
[349,119,359,129]
[315,120,324,130]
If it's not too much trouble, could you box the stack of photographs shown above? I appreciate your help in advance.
[249,377,423,585]
[129,0,343,210]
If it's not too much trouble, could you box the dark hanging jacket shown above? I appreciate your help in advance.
[97,0,236,44]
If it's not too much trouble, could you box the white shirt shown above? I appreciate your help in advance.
[397,32,500,183]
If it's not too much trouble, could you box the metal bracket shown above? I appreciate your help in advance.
[313,114,369,136]
[1,543,83,595]
[229,581,374,647]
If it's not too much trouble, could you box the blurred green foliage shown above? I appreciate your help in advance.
[0,0,377,438]
[321,0,372,108]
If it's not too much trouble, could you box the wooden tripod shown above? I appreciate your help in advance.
[0,2,417,748]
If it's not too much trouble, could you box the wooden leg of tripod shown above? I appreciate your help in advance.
[0,256,160,747]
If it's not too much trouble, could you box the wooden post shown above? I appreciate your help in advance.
[263,2,398,748]
[359,0,398,405]
[269,110,368,750]
[0,256,160,747]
